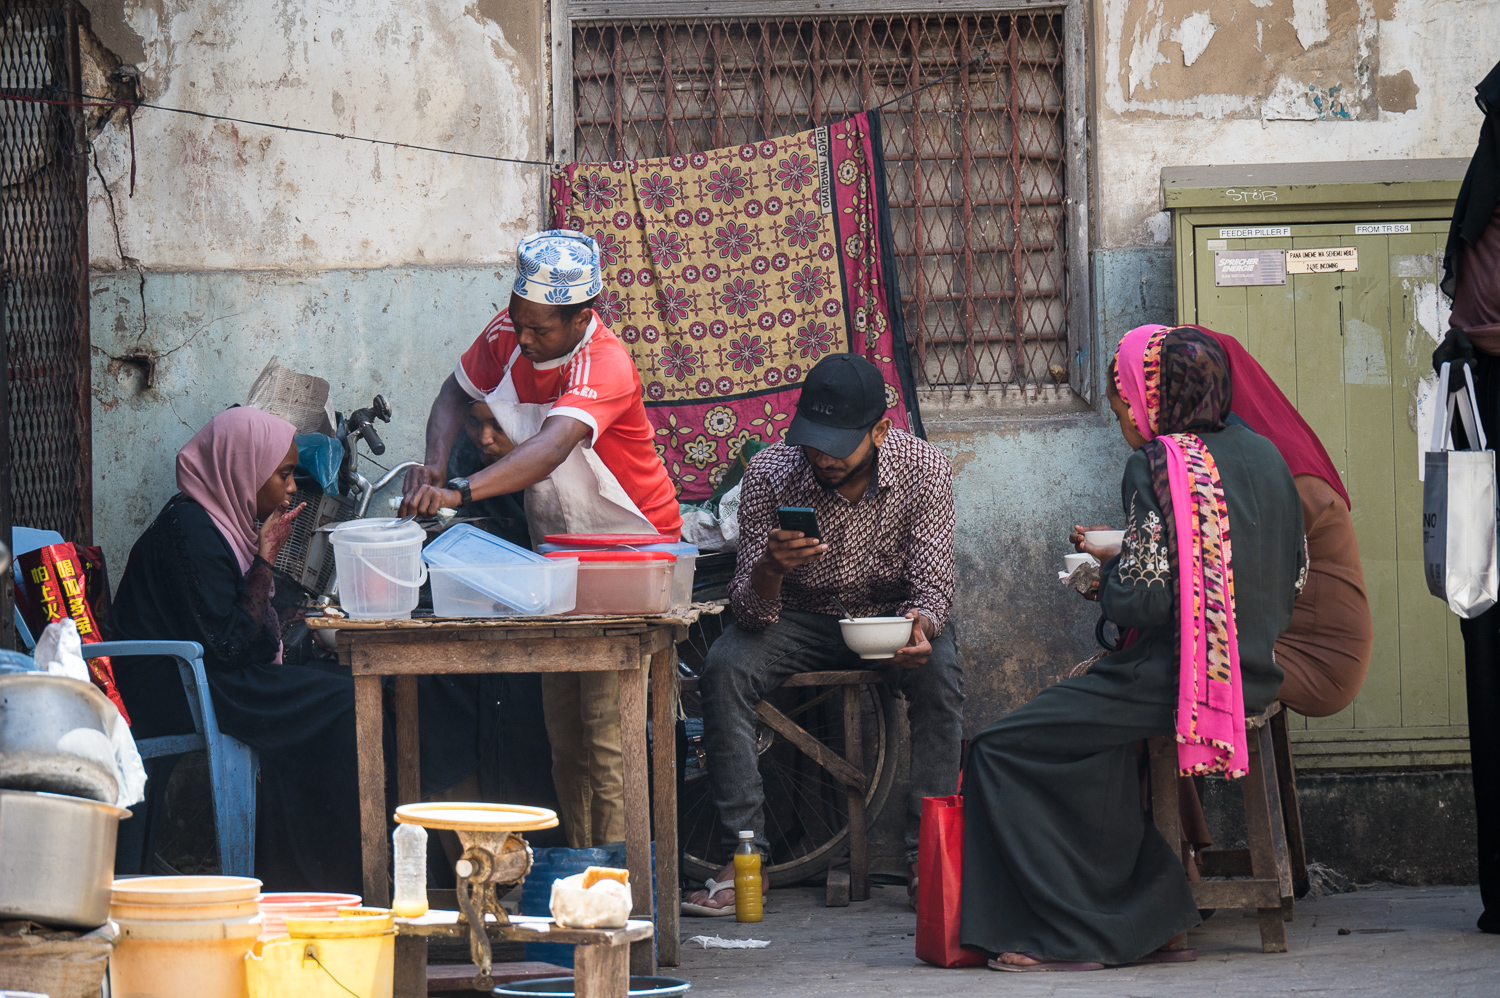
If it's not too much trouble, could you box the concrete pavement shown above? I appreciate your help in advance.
[673,883,1497,996]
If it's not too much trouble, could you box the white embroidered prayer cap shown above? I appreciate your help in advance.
[512,229,604,305]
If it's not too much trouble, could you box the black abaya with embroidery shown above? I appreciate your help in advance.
[958,423,1305,965]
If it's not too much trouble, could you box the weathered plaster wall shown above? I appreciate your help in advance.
[80,0,549,576]
[1094,0,1500,249]
[936,417,1131,730]
[83,0,549,270]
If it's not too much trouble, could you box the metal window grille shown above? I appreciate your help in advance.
[569,9,1071,389]
[1,0,91,551]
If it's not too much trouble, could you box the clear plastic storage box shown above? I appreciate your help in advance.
[542,550,675,615]
[422,524,577,617]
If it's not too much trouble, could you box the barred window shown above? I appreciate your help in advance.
[566,7,1078,391]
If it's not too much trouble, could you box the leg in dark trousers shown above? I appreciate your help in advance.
[889,629,964,864]
[699,611,853,863]
[1456,352,1500,934]
[1460,604,1500,934]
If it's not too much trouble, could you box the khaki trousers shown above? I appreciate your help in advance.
[540,672,625,847]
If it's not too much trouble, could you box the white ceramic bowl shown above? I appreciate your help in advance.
[1083,529,1125,556]
[1063,552,1098,574]
[838,616,914,660]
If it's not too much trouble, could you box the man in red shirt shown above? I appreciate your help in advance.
[403,229,680,846]
[402,230,680,538]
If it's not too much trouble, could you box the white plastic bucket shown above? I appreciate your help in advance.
[329,519,428,620]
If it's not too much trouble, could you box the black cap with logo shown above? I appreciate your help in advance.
[784,353,888,459]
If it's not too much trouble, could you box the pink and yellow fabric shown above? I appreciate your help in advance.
[550,112,920,502]
[1114,324,1249,779]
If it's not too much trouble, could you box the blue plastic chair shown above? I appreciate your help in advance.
[11,528,257,876]
[82,641,258,877]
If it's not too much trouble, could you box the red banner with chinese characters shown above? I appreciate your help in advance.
[15,543,130,724]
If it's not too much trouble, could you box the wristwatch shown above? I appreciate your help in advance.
[447,477,472,506]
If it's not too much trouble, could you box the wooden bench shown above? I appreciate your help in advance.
[680,669,882,906]
[1147,701,1309,953]
[395,911,653,998]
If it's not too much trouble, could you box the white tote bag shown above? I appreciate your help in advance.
[1423,362,1499,618]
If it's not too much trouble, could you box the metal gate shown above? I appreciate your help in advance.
[567,10,1073,389]
[0,0,91,566]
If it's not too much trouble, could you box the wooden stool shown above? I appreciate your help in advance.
[1147,701,1308,953]
[679,669,878,907]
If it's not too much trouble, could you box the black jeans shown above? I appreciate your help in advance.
[1460,605,1500,933]
[699,610,963,867]
[1453,351,1500,933]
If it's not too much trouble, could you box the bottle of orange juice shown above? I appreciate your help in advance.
[733,830,763,922]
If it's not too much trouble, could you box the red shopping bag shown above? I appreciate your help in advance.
[914,793,986,967]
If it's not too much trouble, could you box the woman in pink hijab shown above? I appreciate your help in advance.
[959,327,1306,971]
[109,407,372,891]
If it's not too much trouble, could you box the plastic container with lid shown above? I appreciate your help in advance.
[422,524,577,617]
[542,550,675,615]
[109,876,263,998]
[328,519,428,620]
[538,534,698,608]
[255,892,362,939]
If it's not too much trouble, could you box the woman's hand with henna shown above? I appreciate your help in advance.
[258,502,307,564]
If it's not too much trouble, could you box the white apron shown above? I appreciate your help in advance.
[484,346,658,546]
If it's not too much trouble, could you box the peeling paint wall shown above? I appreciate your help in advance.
[80,0,549,579]
[1095,0,1500,249]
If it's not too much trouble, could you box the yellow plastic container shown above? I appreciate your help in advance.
[109,876,263,998]
[245,907,395,998]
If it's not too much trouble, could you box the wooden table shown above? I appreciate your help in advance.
[309,610,707,971]
[395,911,653,998]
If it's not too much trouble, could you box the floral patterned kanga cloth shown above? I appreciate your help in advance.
[550,111,922,501]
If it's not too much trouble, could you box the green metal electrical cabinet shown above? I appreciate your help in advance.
[1164,158,1469,770]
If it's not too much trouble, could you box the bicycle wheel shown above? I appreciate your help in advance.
[675,558,900,886]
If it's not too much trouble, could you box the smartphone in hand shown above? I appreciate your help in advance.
[776,506,821,540]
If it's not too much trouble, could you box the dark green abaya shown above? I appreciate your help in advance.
[959,422,1305,965]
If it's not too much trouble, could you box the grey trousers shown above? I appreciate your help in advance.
[699,610,963,867]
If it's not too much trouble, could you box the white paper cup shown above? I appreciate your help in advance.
[1063,552,1098,574]
[1083,530,1125,557]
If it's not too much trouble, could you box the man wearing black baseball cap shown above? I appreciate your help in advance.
[684,353,961,917]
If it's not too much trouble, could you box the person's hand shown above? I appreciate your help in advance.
[1433,326,1475,388]
[1071,523,1119,561]
[758,528,827,577]
[891,611,933,669]
[258,502,307,563]
[1080,579,1100,602]
[402,485,461,518]
[400,464,447,516]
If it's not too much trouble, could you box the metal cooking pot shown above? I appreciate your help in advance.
[0,788,130,929]
[0,672,119,803]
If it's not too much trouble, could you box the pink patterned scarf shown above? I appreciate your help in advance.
[1114,325,1248,779]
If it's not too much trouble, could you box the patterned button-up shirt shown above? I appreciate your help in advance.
[729,429,956,633]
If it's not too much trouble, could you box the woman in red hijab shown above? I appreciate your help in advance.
[1197,328,1373,717]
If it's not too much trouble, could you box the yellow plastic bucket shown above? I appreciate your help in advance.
[245,907,395,998]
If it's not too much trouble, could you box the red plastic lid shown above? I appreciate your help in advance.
[544,533,676,547]
[544,550,676,563]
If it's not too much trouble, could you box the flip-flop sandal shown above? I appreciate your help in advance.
[1133,947,1198,964]
[680,878,736,917]
[988,954,1105,972]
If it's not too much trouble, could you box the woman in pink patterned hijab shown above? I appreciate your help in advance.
[957,325,1306,972]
